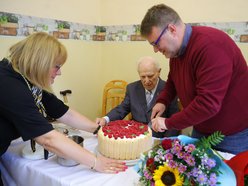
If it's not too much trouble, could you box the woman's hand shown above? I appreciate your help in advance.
[151,117,168,132]
[94,154,128,173]
[151,103,166,120]
[36,130,128,174]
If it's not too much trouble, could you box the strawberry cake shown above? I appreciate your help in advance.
[98,120,152,160]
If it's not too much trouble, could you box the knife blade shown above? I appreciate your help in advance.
[30,139,36,152]
[44,149,49,160]
[93,125,101,135]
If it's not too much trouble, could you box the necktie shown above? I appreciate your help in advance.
[146,91,152,106]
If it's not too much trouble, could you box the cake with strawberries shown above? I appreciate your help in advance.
[98,120,152,160]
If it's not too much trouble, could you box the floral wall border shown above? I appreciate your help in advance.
[0,11,248,43]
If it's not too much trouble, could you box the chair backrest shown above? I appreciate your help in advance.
[178,99,183,111]
[102,80,131,120]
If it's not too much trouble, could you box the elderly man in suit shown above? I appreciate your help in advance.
[96,56,180,137]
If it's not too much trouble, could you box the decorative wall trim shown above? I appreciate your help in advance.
[1,11,248,43]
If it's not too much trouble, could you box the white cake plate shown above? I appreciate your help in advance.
[95,146,140,166]
[124,158,140,166]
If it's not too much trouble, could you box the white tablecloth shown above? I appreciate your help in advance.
[0,131,235,186]
[0,131,140,186]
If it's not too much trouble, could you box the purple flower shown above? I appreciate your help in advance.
[191,167,199,177]
[208,176,217,186]
[197,173,207,184]
[210,173,217,179]
[206,158,216,169]
[208,173,218,186]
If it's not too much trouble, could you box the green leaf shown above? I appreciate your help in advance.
[197,131,224,148]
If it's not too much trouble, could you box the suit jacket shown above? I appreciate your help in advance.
[107,78,180,137]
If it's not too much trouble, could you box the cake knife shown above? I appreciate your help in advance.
[93,125,101,135]
[30,139,36,152]
[44,149,49,160]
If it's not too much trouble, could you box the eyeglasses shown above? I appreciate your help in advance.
[54,64,62,71]
[151,25,168,47]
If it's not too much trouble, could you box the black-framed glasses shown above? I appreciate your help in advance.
[151,25,168,47]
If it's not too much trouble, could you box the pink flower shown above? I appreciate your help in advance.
[165,153,173,160]
[184,144,195,152]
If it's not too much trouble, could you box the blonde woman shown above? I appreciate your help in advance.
[0,32,127,184]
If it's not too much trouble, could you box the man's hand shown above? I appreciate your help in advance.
[151,117,168,132]
[95,118,107,126]
[151,103,166,120]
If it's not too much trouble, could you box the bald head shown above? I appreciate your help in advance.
[137,56,160,72]
[137,56,161,91]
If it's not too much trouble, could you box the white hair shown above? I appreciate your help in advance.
[137,56,160,72]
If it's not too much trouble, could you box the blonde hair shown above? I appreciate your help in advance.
[9,32,67,92]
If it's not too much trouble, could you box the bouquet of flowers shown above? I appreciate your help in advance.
[137,132,225,186]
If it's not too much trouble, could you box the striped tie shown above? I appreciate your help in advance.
[146,91,152,106]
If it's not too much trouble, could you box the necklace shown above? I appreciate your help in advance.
[20,74,47,117]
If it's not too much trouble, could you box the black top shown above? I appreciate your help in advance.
[0,58,69,156]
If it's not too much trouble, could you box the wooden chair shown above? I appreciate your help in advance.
[178,99,193,136]
[178,99,183,111]
[101,80,131,120]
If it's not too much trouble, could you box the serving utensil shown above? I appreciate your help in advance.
[30,139,36,152]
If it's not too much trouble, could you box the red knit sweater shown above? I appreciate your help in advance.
[157,26,248,135]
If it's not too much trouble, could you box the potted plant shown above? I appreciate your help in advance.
[93,26,106,41]
[0,13,19,36]
[57,21,70,32]
[53,20,71,39]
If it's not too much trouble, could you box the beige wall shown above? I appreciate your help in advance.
[52,40,104,118]
[0,0,102,24]
[101,42,169,83]
[101,0,248,25]
[0,0,248,120]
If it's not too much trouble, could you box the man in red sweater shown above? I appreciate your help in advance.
[140,4,248,154]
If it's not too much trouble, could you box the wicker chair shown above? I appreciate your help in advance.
[101,80,131,120]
